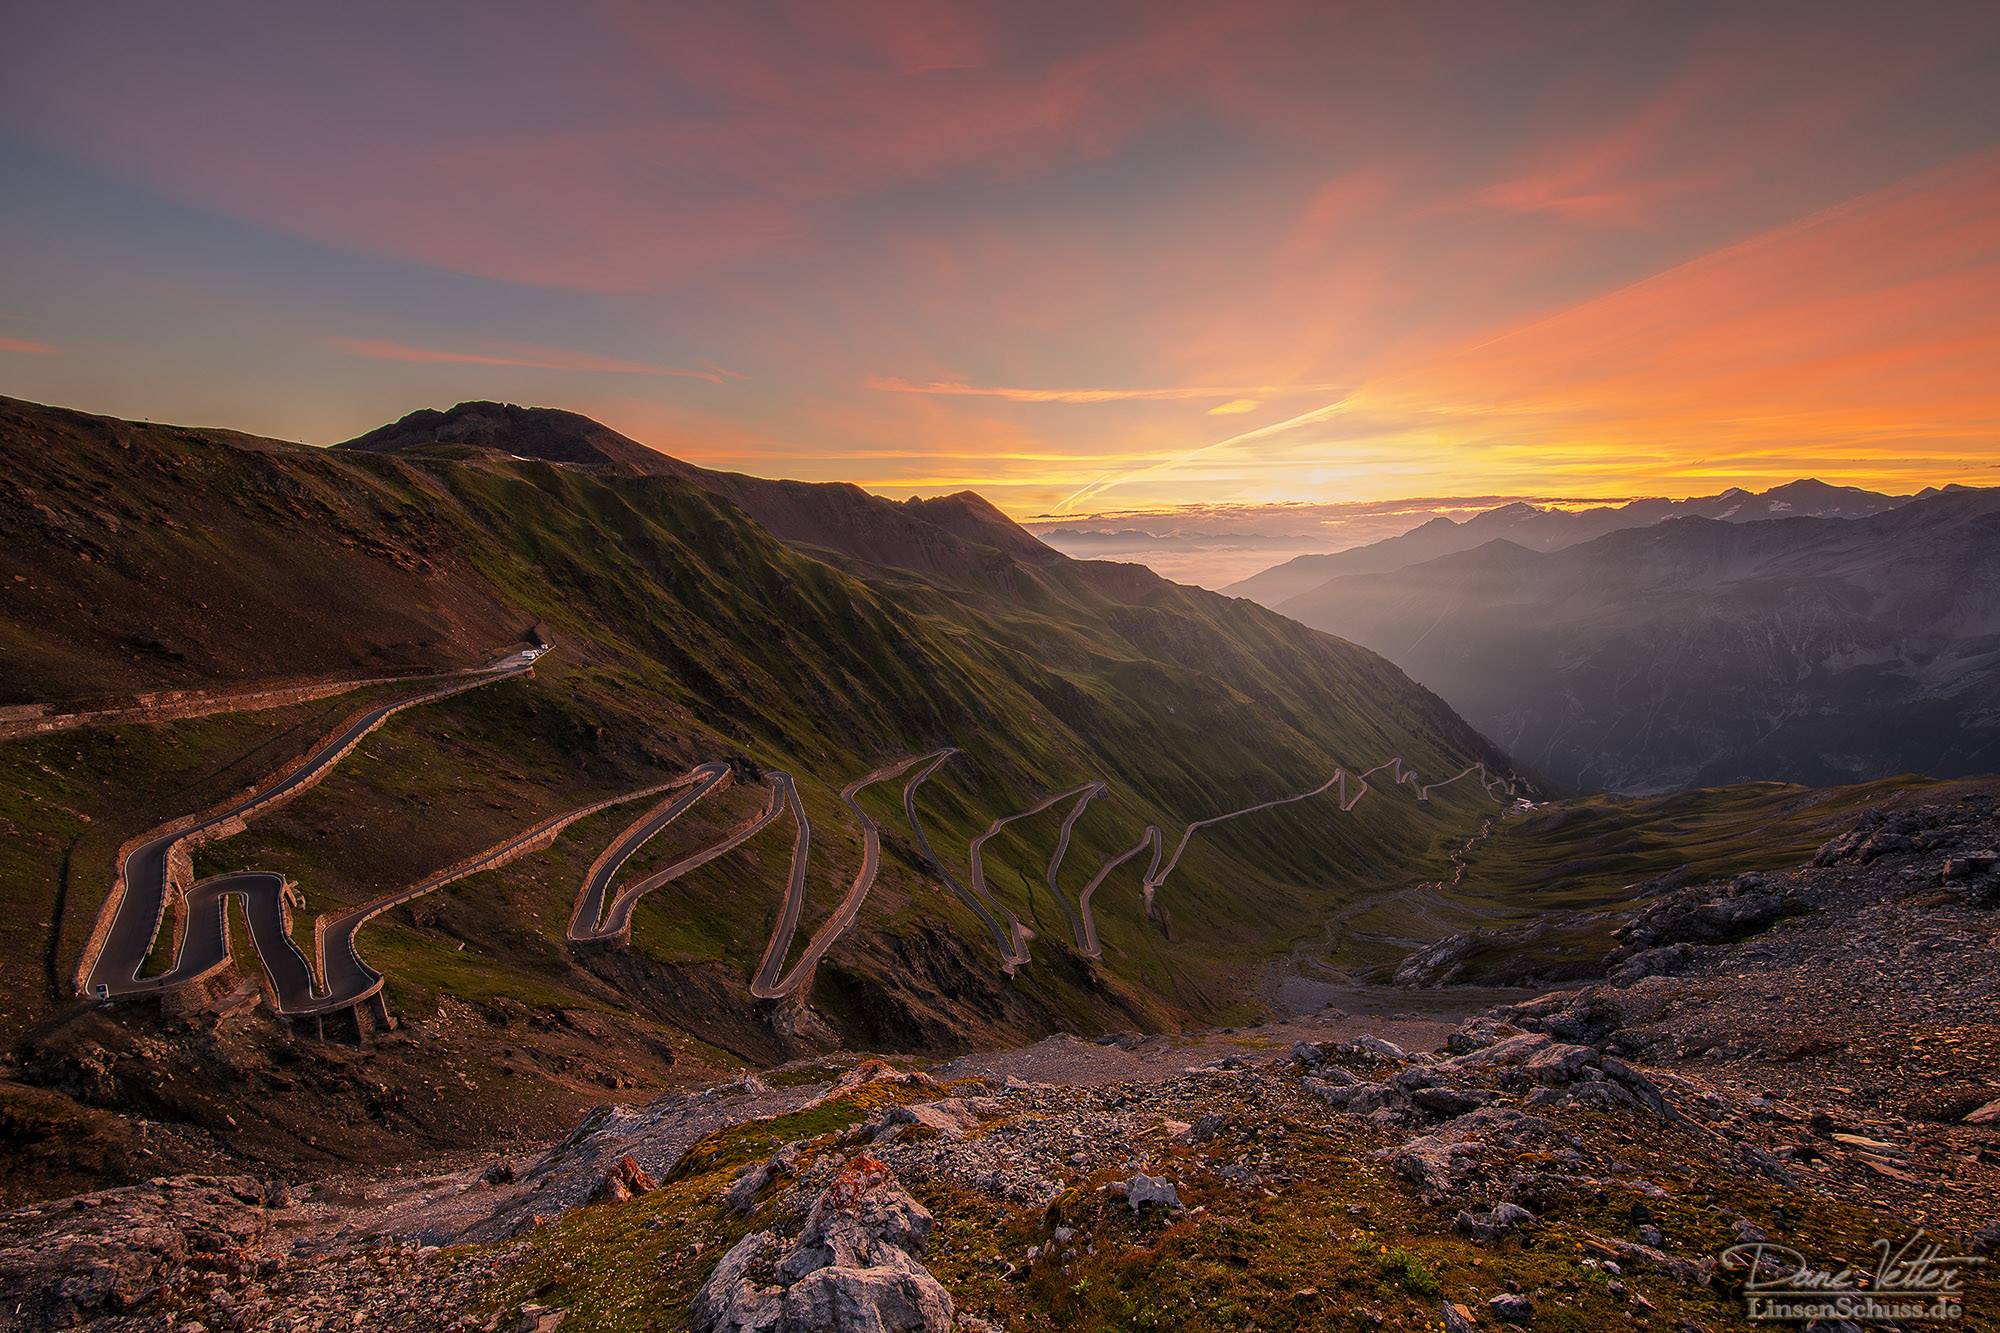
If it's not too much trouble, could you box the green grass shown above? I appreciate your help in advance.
[468,1085,2000,1332]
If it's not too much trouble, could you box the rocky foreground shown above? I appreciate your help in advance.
[5,798,2000,1331]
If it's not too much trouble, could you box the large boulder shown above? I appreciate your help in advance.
[866,1098,997,1144]
[781,1266,957,1332]
[1383,1107,1576,1202]
[693,1154,957,1333]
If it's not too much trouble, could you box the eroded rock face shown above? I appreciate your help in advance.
[589,1154,657,1204]
[693,1153,957,1333]
[0,1174,284,1328]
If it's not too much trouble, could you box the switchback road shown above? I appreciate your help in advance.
[84,628,1515,1019]
[569,753,943,1001]
[80,647,546,1005]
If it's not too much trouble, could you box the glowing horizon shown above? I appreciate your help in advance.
[3,2,1997,522]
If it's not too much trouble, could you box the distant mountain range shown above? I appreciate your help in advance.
[1259,488,2000,792]
[1223,480,1912,606]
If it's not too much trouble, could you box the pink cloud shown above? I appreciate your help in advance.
[0,336,59,355]
[7,5,1247,292]
[1355,148,2000,466]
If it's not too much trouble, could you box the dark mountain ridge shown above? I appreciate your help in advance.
[340,399,1062,584]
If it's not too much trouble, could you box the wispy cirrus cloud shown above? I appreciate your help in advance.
[1054,395,1355,512]
[0,336,60,355]
[327,337,730,383]
[867,376,1339,405]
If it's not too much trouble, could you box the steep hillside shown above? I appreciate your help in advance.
[338,400,1061,584]
[2,395,1511,1192]
[1276,492,2000,792]
[1225,480,1909,607]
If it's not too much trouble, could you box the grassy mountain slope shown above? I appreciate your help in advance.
[339,400,1063,584]
[1329,773,1986,986]
[2,395,1512,1185]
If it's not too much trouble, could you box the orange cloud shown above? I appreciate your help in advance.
[1349,148,2000,491]
[328,337,727,383]
[0,337,59,355]
[868,377,1340,404]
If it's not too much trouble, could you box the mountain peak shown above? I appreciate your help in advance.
[337,400,664,472]
[904,490,1060,563]
[338,401,1060,580]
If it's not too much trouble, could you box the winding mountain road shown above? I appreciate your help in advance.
[80,646,547,1007]
[748,754,938,999]
[950,756,1515,965]
[568,753,944,1001]
[570,742,1517,1000]
[900,749,1035,972]
[83,629,1517,1021]
[571,764,754,944]
[303,783,676,1016]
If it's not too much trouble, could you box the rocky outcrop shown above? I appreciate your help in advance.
[1612,872,1794,951]
[0,1174,285,1328]
[693,1154,959,1333]
[1814,809,1955,866]
[1392,932,1478,987]
[727,1142,804,1215]
[816,1060,943,1107]
[589,1154,656,1204]
[863,1097,998,1145]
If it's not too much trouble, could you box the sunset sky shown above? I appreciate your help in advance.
[4,1,1998,553]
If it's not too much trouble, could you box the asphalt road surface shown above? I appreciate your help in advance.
[946,757,1516,968]
[749,753,938,999]
[568,763,736,943]
[567,752,944,1001]
[82,647,544,1003]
